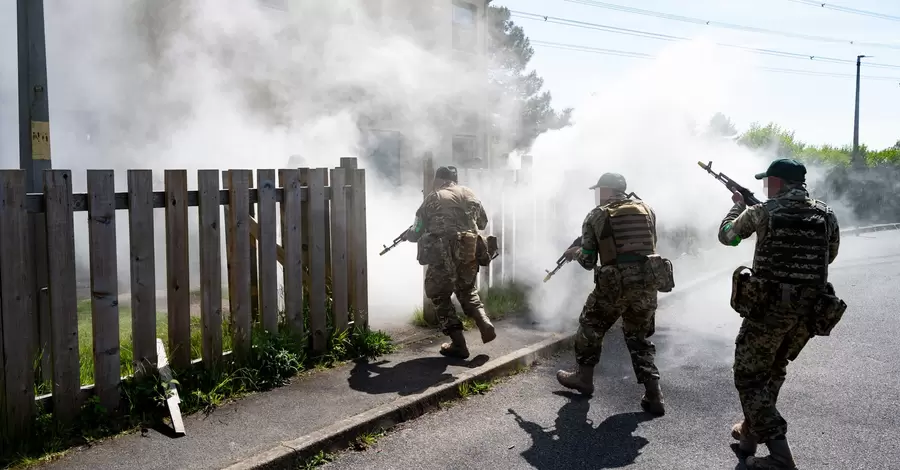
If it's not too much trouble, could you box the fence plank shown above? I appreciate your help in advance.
[329,168,349,333]
[197,170,223,370]
[248,172,260,324]
[43,170,81,423]
[127,170,157,375]
[319,170,332,295]
[299,169,311,283]
[0,170,36,438]
[351,168,369,328]
[86,170,121,412]
[256,170,279,333]
[227,170,252,362]
[307,169,328,352]
[164,170,191,370]
[279,169,304,338]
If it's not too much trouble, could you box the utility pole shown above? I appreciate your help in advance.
[852,54,866,169]
[18,0,52,381]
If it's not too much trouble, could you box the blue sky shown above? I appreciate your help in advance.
[494,0,900,149]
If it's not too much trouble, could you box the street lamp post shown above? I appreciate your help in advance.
[852,54,867,168]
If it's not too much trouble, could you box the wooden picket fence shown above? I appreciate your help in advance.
[0,157,368,440]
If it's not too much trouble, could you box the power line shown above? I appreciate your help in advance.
[785,0,900,22]
[529,39,900,82]
[559,0,900,50]
[510,11,900,70]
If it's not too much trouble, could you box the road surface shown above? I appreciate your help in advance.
[325,230,900,470]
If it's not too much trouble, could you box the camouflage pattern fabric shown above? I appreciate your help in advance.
[577,195,658,271]
[733,313,813,442]
[573,263,660,384]
[407,183,488,334]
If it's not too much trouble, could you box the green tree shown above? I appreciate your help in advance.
[486,2,573,153]
[707,112,738,138]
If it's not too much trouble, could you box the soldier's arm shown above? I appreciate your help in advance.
[405,201,428,243]
[473,199,488,231]
[576,209,603,270]
[718,203,766,246]
[827,210,840,264]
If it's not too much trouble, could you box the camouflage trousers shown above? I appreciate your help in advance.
[574,265,659,384]
[733,312,813,442]
[424,257,483,335]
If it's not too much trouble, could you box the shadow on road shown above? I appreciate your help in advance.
[346,354,490,396]
[508,391,657,469]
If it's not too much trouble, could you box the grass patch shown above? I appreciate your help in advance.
[352,428,387,451]
[3,316,395,469]
[410,282,529,328]
[301,450,337,469]
[457,379,495,398]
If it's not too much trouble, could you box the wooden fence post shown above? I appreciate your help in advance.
[0,170,36,439]
[86,170,121,413]
[256,169,279,333]
[341,157,368,329]
[127,170,158,375]
[42,170,80,424]
[197,170,223,370]
[421,153,436,326]
[226,170,253,363]
[307,169,328,352]
[329,167,350,334]
[248,172,260,324]
[279,169,305,339]
[164,170,191,370]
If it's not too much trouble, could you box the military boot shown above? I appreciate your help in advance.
[439,330,470,359]
[640,379,665,416]
[746,438,798,470]
[731,419,759,455]
[556,364,595,395]
[471,308,497,344]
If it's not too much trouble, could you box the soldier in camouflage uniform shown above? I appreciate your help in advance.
[719,158,841,470]
[556,173,666,416]
[405,166,496,358]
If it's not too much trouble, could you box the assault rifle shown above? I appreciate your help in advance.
[379,227,410,256]
[697,161,762,206]
[543,236,583,283]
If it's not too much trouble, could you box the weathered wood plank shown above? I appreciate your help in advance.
[248,172,260,324]
[328,168,350,334]
[227,170,253,362]
[307,169,328,352]
[0,170,36,437]
[127,170,157,375]
[256,170,279,333]
[42,170,81,423]
[222,173,234,324]
[279,169,305,338]
[197,170,223,370]
[318,170,332,293]
[86,170,121,413]
[164,170,191,370]
[351,168,369,328]
[299,169,311,288]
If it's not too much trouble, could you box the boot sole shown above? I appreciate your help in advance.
[481,327,496,344]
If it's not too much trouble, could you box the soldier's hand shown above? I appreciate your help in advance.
[563,246,580,261]
[731,190,744,205]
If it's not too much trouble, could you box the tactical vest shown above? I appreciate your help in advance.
[753,199,830,286]
[598,199,656,265]
[427,184,478,236]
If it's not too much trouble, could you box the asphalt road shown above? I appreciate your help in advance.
[325,231,900,470]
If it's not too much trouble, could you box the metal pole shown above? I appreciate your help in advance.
[18,0,53,382]
[852,55,865,168]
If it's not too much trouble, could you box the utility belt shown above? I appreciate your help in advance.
[730,266,847,336]
[417,231,493,267]
[594,254,675,298]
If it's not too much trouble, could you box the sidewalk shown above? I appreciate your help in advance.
[39,319,564,470]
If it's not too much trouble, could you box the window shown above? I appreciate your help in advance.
[452,1,477,52]
[362,129,404,186]
[453,135,480,168]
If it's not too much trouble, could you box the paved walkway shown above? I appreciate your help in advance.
[39,319,558,470]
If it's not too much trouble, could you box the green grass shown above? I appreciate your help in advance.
[410,282,529,329]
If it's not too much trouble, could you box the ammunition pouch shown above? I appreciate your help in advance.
[456,231,478,265]
[416,233,443,266]
[731,266,848,334]
[475,234,500,267]
[646,255,675,293]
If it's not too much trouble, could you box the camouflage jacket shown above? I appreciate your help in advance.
[718,187,841,266]
[577,196,658,271]
[406,182,488,242]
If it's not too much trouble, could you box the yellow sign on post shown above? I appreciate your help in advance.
[31,121,51,160]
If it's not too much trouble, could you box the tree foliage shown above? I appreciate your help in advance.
[486,3,573,153]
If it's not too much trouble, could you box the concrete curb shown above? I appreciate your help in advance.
[221,333,574,470]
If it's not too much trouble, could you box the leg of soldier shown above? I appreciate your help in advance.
[453,259,495,344]
[556,287,623,395]
[424,263,468,359]
[621,288,664,416]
